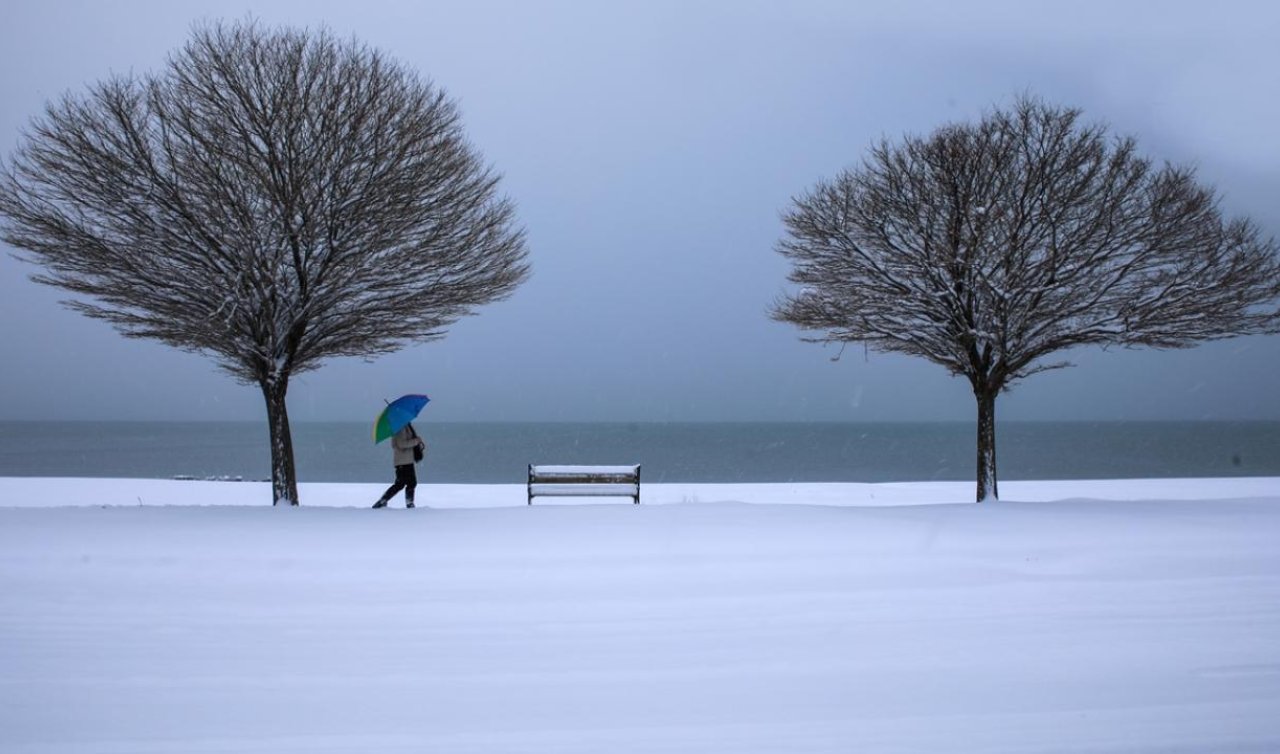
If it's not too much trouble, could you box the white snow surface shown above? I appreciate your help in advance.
[2,476,1279,753]
[530,464,641,476]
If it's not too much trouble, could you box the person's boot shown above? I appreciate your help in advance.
[405,499,415,509]
[372,499,388,509]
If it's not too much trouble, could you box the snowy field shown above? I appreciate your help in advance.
[2,477,1279,753]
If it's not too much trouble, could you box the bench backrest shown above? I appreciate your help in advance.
[528,464,640,485]
[527,464,641,504]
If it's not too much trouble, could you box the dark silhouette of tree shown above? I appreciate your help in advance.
[0,19,529,505]
[773,97,1280,501]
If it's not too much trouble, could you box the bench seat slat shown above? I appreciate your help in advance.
[529,483,638,497]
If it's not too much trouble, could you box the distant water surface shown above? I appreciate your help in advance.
[0,421,1277,484]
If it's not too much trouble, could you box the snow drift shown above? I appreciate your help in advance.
[2,477,1278,752]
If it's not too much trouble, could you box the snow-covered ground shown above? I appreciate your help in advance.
[2,477,1279,753]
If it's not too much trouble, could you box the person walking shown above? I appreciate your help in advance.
[372,423,425,508]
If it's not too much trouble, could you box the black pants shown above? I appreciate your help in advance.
[379,464,417,503]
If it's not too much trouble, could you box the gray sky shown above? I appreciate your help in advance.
[1,0,1278,423]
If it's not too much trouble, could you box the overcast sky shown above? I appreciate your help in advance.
[1,0,1277,423]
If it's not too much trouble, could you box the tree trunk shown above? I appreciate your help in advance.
[974,386,999,502]
[261,374,299,506]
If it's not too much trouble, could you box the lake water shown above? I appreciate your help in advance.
[0,421,1277,484]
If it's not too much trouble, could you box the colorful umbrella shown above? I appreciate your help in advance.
[373,394,430,443]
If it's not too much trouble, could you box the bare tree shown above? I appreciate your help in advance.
[0,19,529,505]
[773,96,1280,501]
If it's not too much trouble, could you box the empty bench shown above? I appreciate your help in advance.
[528,464,641,505]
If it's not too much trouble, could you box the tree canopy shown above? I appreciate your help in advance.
[0,19,530,504]
[774,97,1280,500]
